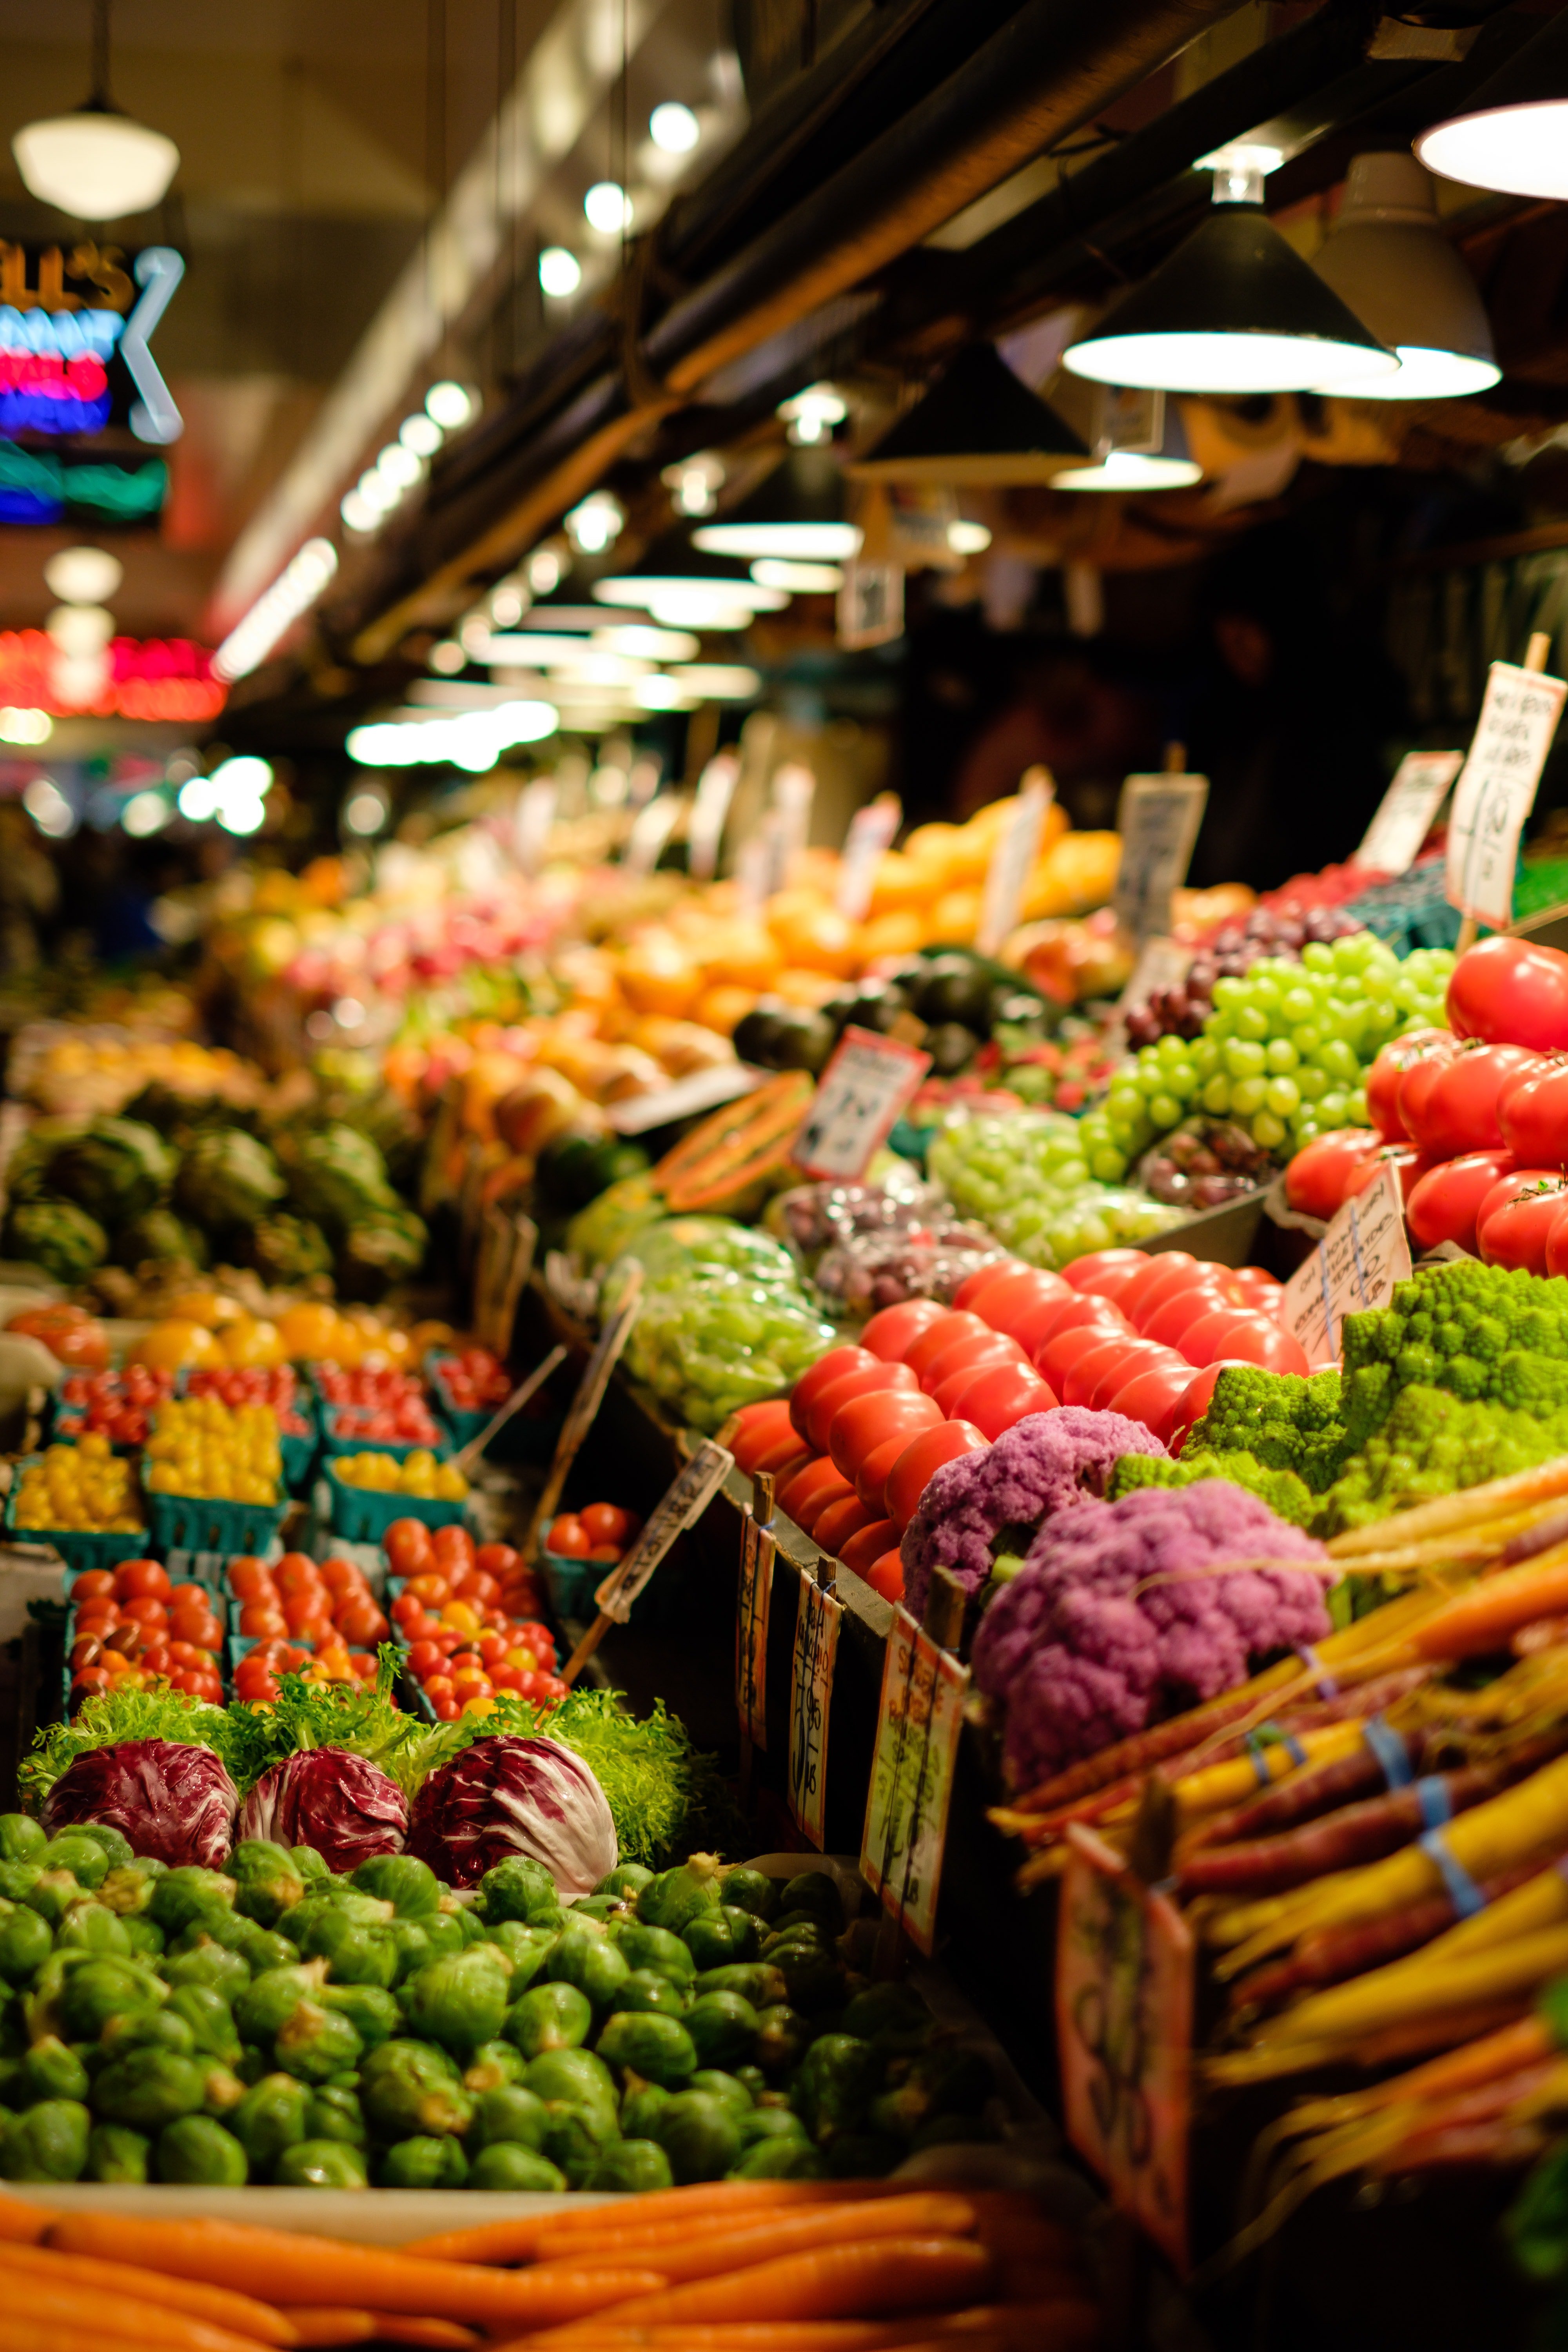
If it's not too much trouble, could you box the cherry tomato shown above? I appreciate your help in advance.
[1059,1249,1151,1299]
[857,1299,951,1361]
[580,1503,636,1547]
[812,1490,877,1557]
[406,1640,445,1676]
[730,1401,798,1474]
[336,1600,389,1646]
[1284,1128,1387,1222]
[475,1542,522,1579]
[545,1515,590,1558]
[1477,1171,1568,1273]
[864,1548,905,1604]
[827,1387,942,1482]
[121,1595,169,1630]
[71,1668,113,1699]
[422,1674,456,1703]
[71,1571,115,1603]
[384,1519,436,1577]
[944,1361,1056,1440]
[802,1357,918,1454]
[883,1420,989,1534]
[840,1519,899,1578]
[1408,1042,1539,1160]
[114,1559,172,1602]
[1448,935,1568,1052]
[1406,1148,1514,1255]
[226,1558,274,1601]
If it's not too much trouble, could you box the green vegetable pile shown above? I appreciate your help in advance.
[0,1831,992,2191]
[601,1218,836,1434]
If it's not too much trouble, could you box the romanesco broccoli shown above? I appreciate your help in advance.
[1108,1446,1316,1528]
[1314,1383,1568,1535]
[1340,1260,1568,1440]
[1189,1365,1351,1494]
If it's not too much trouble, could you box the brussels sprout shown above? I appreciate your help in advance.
[165,1985,241,2066]
[636,1858,723,1935]
[477,1857,559,1927]
[583,2139,674,2193]
[0,1817,45,1865]
[57,1958,156,2039]
[840,1982,931,2050]
[85,2122,150,2181]
[615,1926,695,1988]
[419,1914,470,1963]
[292,1847,330,1884]
[621,2080,671,2141]
[521,2048,619,2138]
[122,1920,167,1962]
[539,2106,613,2188]
[157,2114,248,2184]
[68,1822,134,1870]
[690,2069,753,2116]
[780,1873,844,1931]
[572,1896,630,1925]
[163,1938,250,2004]
[98,1860,163,1918]
[467,2141,566,2192]
[0,1907,52,1985]
[359,2039,471,2140]
[229,2073,310,2167]
[0,1861,40,1907]
[612,1969,690,2021]
[755,2004,811,2075]
[276,2138,370,2189]
[484,1921,554,1982]
[462,2039,524,2093]
[466,2083,550,2154]
[507,1981,592,2060]
[305,2084,367,2147]
[24,1869,89,1927]
[791,2034,877,2144]
[651,2089,742,2184]
[102,2007,194,2061]
[22,2034,89,2103]
[149,1869,238,1940]
[597,1864,655,1902]
[199,2060,247,2116]
[39,1835,109,1891]
[172,1906,252,1956]
[93,2045,208,2131]
[729,2135,827,2180]
[681,1909,757,1970]
[684,1993,759,2069]
[717,1867,779,1923]
[695,1964,788,2011]
[734,2064,768,2100]
[595,2012,696,2091]
[229,1844,307,1930]
[403,1951,509,2055]
[323,1982,399,2051]
[236,1927,299,1976]
[275,2001,363,2084]
[546,1927,630,2013]
[295,1907,397,1990]
[56,1900,131,1960]
[1,2097,90,2180]
[737,2104,809,2149]
[353,1855,440,1917]
[377,2134,469,2189]
[235,1965,325,2045]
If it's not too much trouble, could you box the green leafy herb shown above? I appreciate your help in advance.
[20,1684,275,1809]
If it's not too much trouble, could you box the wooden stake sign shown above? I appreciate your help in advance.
[451,1344,568,1480]
[474,1209,537,1356]
[788,1557,842,1849]
[561,1437,733,1684]
[524,1266,644,1561]
[735,1470,777,1752]
[859,1594,969,1956]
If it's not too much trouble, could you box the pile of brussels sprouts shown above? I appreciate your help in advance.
[0,1818,999,2190]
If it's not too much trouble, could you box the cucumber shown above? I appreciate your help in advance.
[584,2138,673,2192]
[610,1968,689,2019]
[649,2088,743,2184]
[689,2069,752,2116]
[617,1925,697,1987]
[694,1964,788,2011]
[682,1907,760,1971]
[717,1868,779,1923]
[505,1982,592,2058]
[684,1993,759,2068]
[595,2012,697,2090]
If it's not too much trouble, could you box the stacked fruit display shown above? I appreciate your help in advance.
[927,1107,1183,1273]
[142,1396,281,1504]
[430,1345,512,1416]
[334,1448,468,1499]
[185,1363,313,1441]
[67,1558,225,1710]
[13,1437,144,1536]
[544,1504,642,1568]
[53,1366,176,1448]
[386,1521,565,1717]
[1124,899,1367,1047]
[228,1552,389,1704]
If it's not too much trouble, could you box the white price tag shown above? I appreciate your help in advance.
[513,779,557,877]
[838,561,904,649]
[788,1567,842,1849]
[1113,774,1209,945]
[1357,750,1462,876]
[1446,661,1568,927]
[593,1440,733,1623]
[735,1507,777,1750]
[791,1025,931,1181]
[1282,1161,1412,1369]
[836,793,902,920]
[860,1604,969,1956]
[977,774,1053,956]
[688,751,739,881]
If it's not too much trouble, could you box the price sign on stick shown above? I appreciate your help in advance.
[524,1267,644,1559]
[1114,773,1209,946]
[475,1210,537,1354]
[792,1027,931,1182]
[735,1487,777,1751]
[452,1343,568,1479]
[788,1564,842,1848]
[688,751,739,881]
[836,794,902,921]
[976,772,1053,956]
[1058,1820,1194,2275]
[860,1604,969,1955]
[1447,646,1567,929]
[1357,750,1462,877]
[563,1439,734,1682]
[513,778,557,877]
[1282,1160,1411,1368]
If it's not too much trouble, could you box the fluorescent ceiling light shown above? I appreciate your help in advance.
[1417,15,1568,199]
[14,111,179,219]
[594,576,788,618]
[694,522,861,560]
[584,181,632,234]
[634,675,701,710]
[347,700,557,769]
[1308,154,1499,401]
[1054,450,1203,491]
[593,625,700,660]
[649,102,700,154]
[674,664,762,699]
[539,246,582,297]
[45,547,122,604]
[752,558,842,592]
[948,521,991,554]
[212,537,337,683]
[0,709,52,746]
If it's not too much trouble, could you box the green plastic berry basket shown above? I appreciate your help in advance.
[426,1354,560,1464]
[321,1462,467,1543]
[5,1457,150,1575]
[140,1470,288,1561]
[320,1416,451,1465]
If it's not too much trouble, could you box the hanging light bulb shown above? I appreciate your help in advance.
[13,0,179,220]
[1310,153,1499,399]
[1417,14,1568,201]
[1063,156,1397,397]
[1055,387,1203,491]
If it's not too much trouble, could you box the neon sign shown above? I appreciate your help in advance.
[0,630,226,723]
[0,241,182,449]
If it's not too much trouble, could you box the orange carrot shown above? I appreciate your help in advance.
[532,2196,977,2289]
[0,2192,56,2245]
[1413,1558,1568,1659]
[513,2237,994,2336]
[405,2183,893,2267]
[279,2314,479,2349]
[44,2216,664,2331]
[5,2323,172,2352]
[7,2269,272,2352]
[0,2241,296,2345]
[514,2311,1098,2352]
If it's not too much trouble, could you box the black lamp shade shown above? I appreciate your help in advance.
[848,343,1088,483]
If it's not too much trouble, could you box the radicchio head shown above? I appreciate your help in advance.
[407,1735,617,1896]
[234,1747,409,1873]
[40,1738,238,1869]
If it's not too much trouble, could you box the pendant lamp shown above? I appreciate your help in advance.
[1417,13,1568,200]
[1054,387,1201,491]
[1063,167,1397,396]
[1310,153,1499,399]
[846,344,1087,484]
[13,0,178,221]
[692,450,861,561]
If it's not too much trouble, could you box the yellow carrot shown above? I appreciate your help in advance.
[1328,1459,1568,1558]
[1250,1922,1568,2051]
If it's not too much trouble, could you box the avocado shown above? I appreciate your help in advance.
[913,954,993,1031]
[925,1023,981,1076]
[836,980,911,1035]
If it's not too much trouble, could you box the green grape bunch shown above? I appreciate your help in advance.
[927,1108,1181,1272]
[1078,935,1454,1181]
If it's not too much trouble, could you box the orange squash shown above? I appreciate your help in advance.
[652,1072,814,1212]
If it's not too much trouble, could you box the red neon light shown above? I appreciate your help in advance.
[0,628,227,720]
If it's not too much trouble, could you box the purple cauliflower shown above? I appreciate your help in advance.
[900,1407,1166,1616]
[972,1482,1332,1792]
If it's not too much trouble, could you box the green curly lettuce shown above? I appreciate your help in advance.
[20,1684,276,1811]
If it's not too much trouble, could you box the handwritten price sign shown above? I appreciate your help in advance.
[860,1605,968,1955]
[734,1505,777,1751]
[1446,660,1568,927]
[1113,774,1209,946]
[1357,749,1462,877]
[1282,1160,1411,1368]
[792,1027,931,1182]
[788,1568,842,1849]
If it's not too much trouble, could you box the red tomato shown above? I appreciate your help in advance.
[802,1358,917,1454]
[813,1491,877,1557]
[114,1559,172,1601]
[581,1503,636,1546]
[1181,1307,1309,1376]
[1448,935,1568,1052]
[476,1631,509,1666]
[1477,1171,1568,1273]
[753,1448,813,1506]
[1139,1282,1234,1351]
[856,1429,913,1516]
[1230,1267,1281,1309]
[1061,1337,1146,1411]
[744,1421,818,1480]
[1285,1129,1387,1222]
[828,1387,942,1482]
[1116,1251,1205,1323]
[174,1610,224,1650]
[71,1570,115,1603]
[1027,1292,1131,1352]
[1087,1343,1186,1413]
[1034,1317,1133,1394]
[169,1582,209,1611]
[121,1595,169,1629]
[1161,1359,1247,1452]
[387,1524,436,1584]
[336,1600,389,1646]
[1406,1148,1514,1255]
[840,1519,899,1577]
[944,1361,1056,1440]
[864,1549,905,1604]
[475,1542,522,1582]
[1367,1028,1454,1142]
[952,1263,1072,1330]
[546,1515,590,1558]
[1394,1034,1460,1142]
[71,1667,113,1699]
[779,1457,857,1535]
[1408,1042,1540,1160]
[789,1346,884,1438]
[730,1402,797,1473]
[276,1551,320,1589]
[406,1640,445,1676]
[1060,1248,1150,1299]
[858,1299,952,1360]
[1498,1058,1568,1168]
[226,1558,274,1601]
[917,1329,1024,1396]
[1545,1200,1568,1279]
[238,1603,287,1642]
